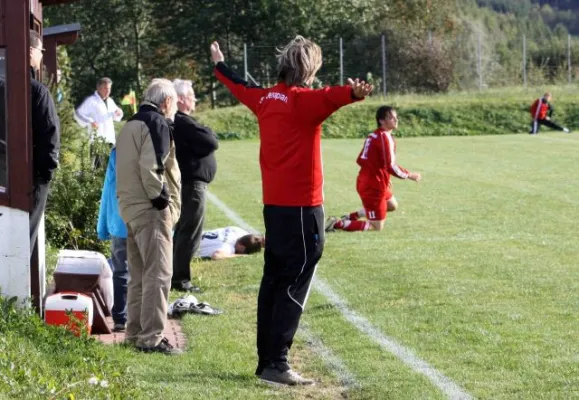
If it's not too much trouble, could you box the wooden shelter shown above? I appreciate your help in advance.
[0,0,79,311]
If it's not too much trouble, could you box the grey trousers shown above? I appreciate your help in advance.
[172,181,207,288]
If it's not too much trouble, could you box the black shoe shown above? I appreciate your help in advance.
[259,366,315,386]
[173,282,202,293]
[136,337,183,355]
[255,360,270,376]
[112,323,126,332]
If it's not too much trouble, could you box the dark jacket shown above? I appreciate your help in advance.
[30,69,60,183]
[173,111,218,184]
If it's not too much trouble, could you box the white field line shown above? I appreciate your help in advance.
[314,279,473,400]
[300,326,360,389]
[206,191,474,400]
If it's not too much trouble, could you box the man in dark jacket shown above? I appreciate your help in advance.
[171,79,218,293]
[29,30,60,252]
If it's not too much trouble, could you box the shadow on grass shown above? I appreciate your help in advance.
[142,370,256,385]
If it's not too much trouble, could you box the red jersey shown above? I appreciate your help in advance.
[356,129,409,193]
[530,98,549,120]
[215,62,361,206]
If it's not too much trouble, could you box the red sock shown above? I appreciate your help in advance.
[348,211,360,221]
[338,220,370,232]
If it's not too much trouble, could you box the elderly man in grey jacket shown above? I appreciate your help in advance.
[116,78,182,355]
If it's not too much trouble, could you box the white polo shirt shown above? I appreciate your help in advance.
[198,226,249,258]
[74,92,123,144]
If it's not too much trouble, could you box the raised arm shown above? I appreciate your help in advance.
[211,41,264,115]
[297,78,373,124]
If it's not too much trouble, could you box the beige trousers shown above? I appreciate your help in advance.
[125,207,173,348]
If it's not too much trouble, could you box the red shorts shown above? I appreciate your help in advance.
[357,180,393,221]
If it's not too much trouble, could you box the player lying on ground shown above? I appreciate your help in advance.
[198,226,264,260]
[326,106,421,232]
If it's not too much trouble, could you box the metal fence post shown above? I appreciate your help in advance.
[477,32,483,90]
[243,43,248,81]
[381,34,387,96]
[568,34,572,84]
[339,37,343,85]
[523,34,527,87]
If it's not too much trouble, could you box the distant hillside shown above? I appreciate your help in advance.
[476,0,579,34]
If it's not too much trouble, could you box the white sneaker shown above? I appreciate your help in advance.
[563,128,570,133]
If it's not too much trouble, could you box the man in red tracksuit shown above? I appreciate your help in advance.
[326,106,421,232]
[530,93,569,134]
[211,37,373,385]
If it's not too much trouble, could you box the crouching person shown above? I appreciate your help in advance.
[97,147,129,332]
[116,79,182,355]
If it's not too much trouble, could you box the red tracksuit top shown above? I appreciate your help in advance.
[356,128,409,193]
[215,62,361,206]
[530,98,549,120]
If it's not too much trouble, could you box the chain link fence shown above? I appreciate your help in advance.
[217,32,578,99]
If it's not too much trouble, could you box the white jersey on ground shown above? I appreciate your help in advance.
[198,226,249,258]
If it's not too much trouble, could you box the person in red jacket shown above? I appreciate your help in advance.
[530,93,569,134]
[211,37,372,386]
[326,106,421,232]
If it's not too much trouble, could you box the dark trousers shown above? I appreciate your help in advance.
[172,181,207,288]
[257,205,325,370]
[110,237,129,325]
[530,119,565,134]
[91,142,112,169]
[30,180,50,253]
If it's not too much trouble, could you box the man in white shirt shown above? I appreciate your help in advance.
[199,226,264,260]
[74,77,123,145]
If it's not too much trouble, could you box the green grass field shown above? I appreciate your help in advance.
[25,132,579,399]
[119,132,579,399]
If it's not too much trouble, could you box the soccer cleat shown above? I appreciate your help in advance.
[325,216,338,232]
[563,127,570,133]
[259,367,315,386]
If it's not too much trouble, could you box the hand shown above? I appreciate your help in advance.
[210,41,224,65]
[114,109,122,117]
[90,122,99,129]
[347,78,373,99]
[408,172,422,182]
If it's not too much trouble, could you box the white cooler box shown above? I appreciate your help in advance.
[53,250,114,334]
[45,292,94,335]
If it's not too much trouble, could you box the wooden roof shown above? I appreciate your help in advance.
[42,0,78,6]
[43,23,81,45]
